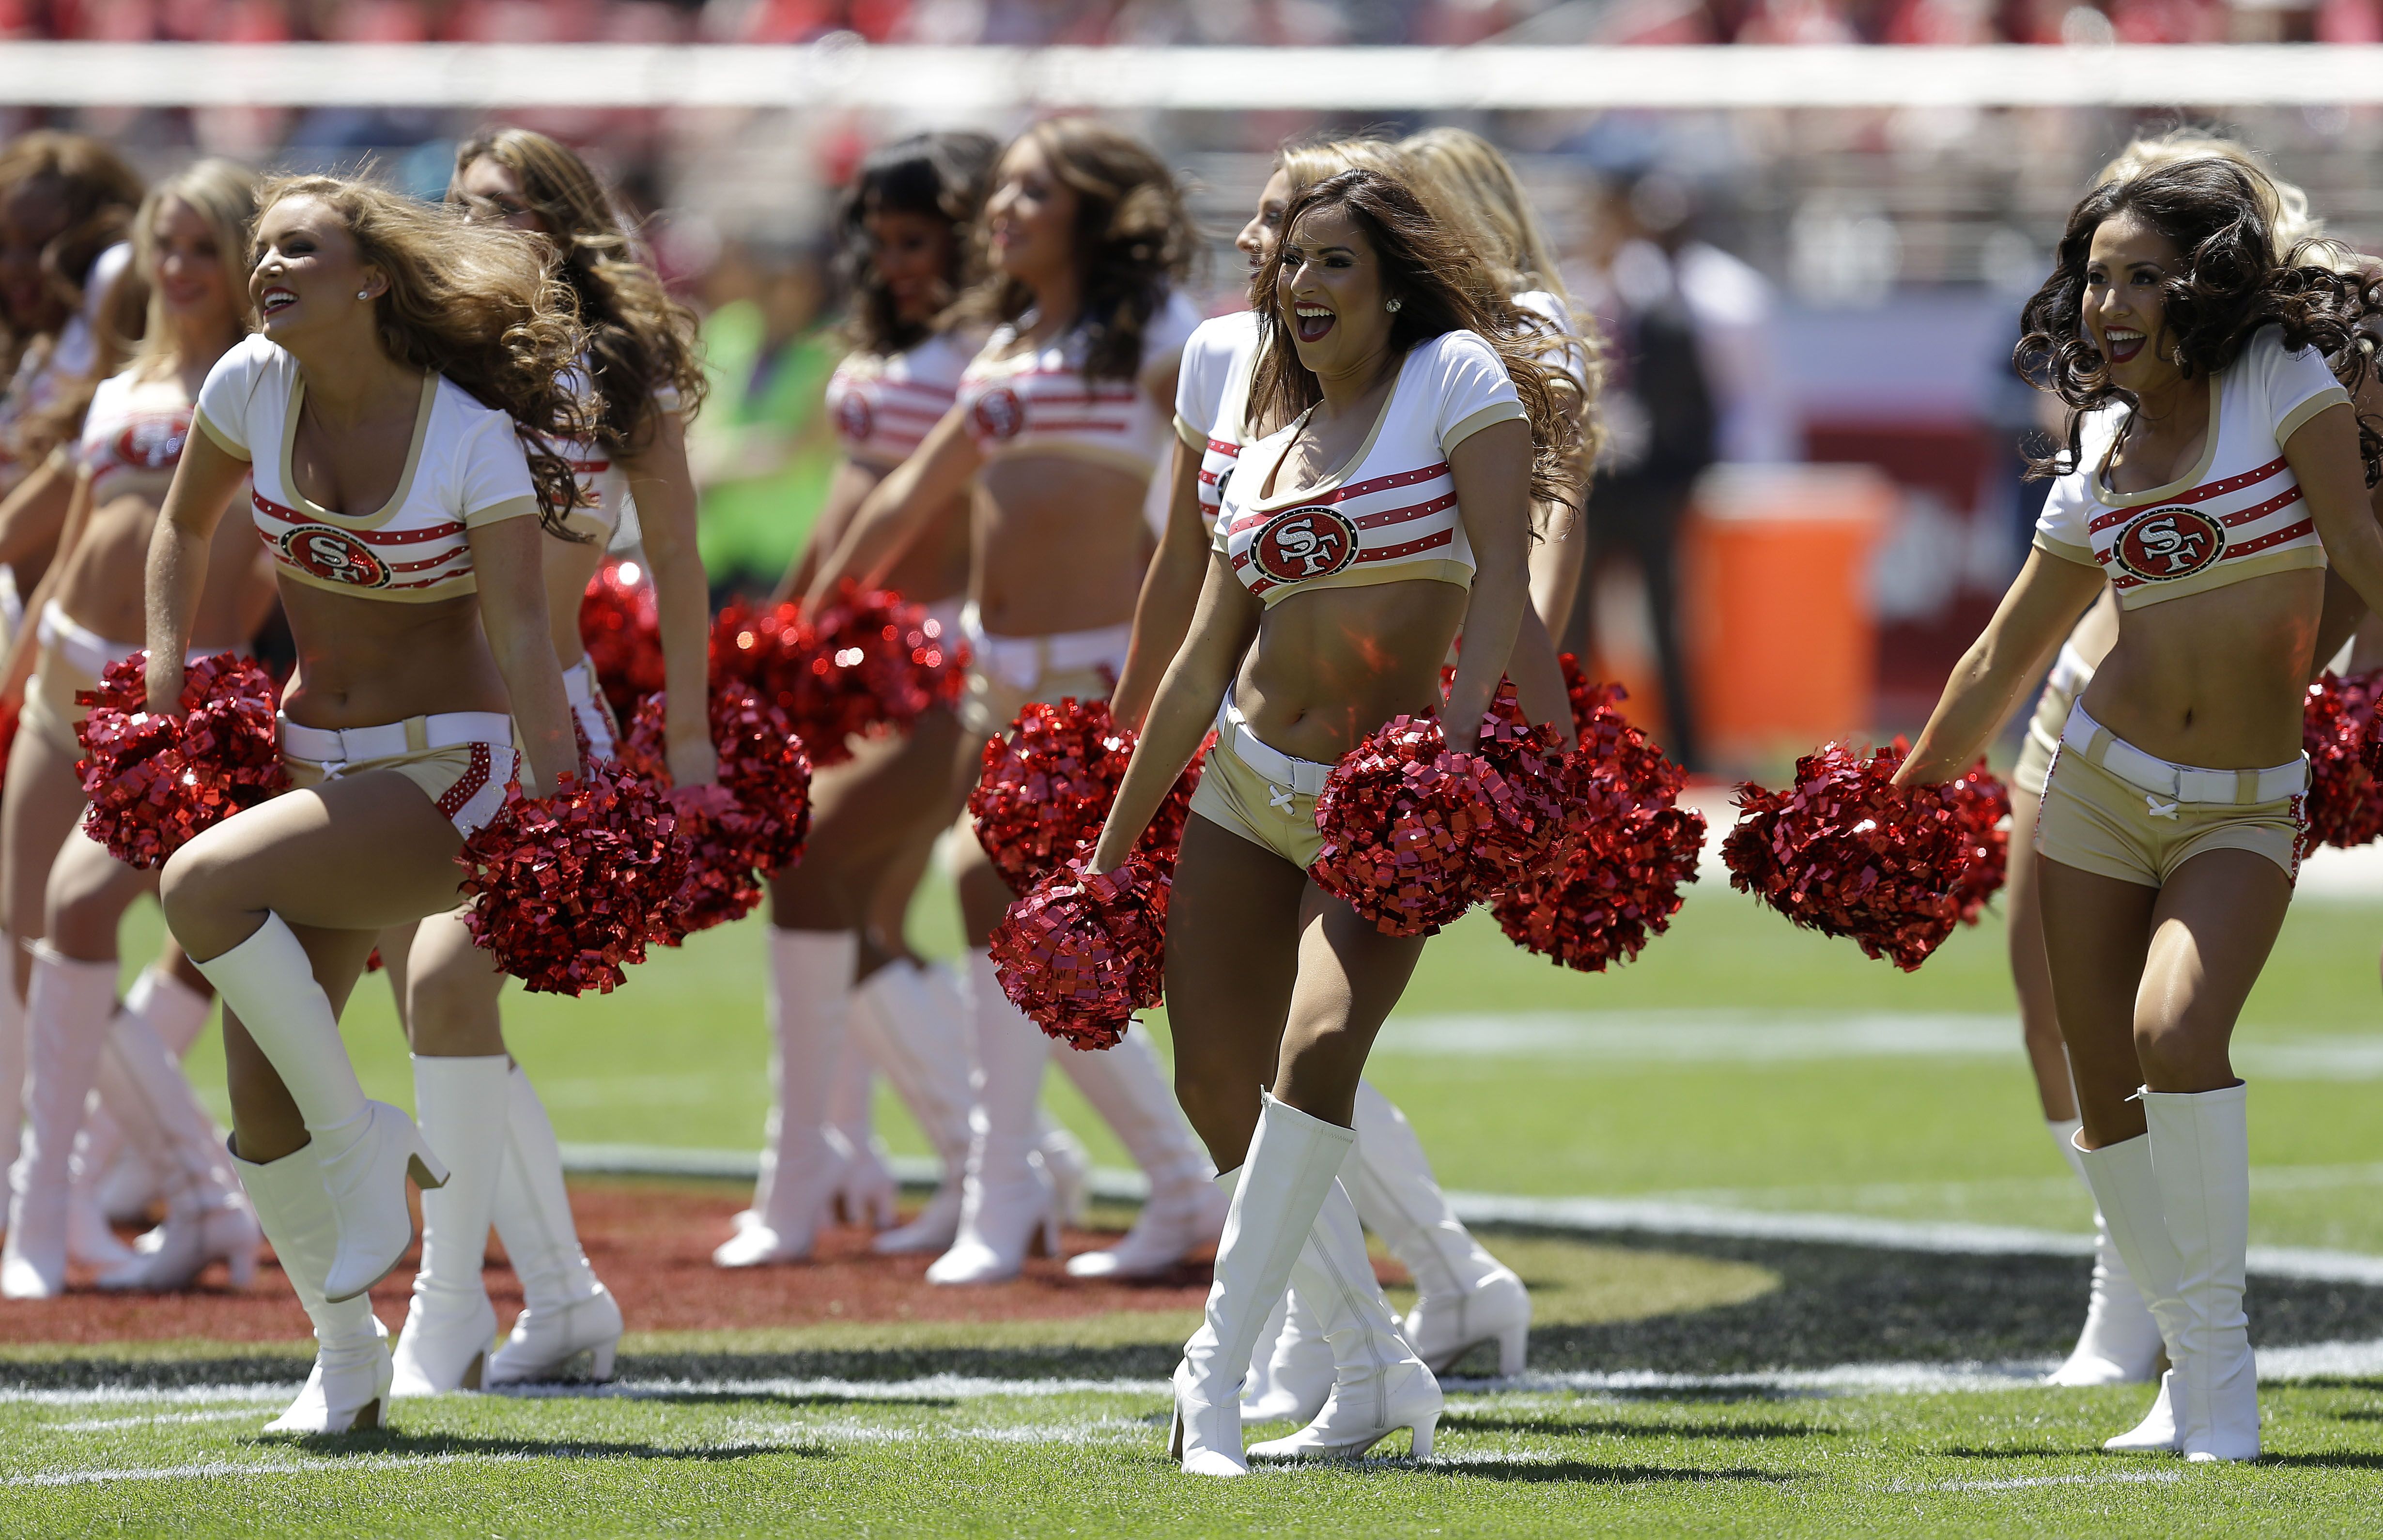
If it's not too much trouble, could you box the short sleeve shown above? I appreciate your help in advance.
[1429,331,1527,454]
[193,336,270,461]
[2030,414,2108,568]
[456,407,538,526]
[2251,326,2351,446]
[76,372,127,464]
[1173,314,1243,446]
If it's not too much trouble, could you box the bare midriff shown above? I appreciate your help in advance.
[2080,566,2322,768]
[277,581,511,730]
[969,454,1150,637]
[835,458,969,609]
[1232,576,1470,765]
[56,474,261,651]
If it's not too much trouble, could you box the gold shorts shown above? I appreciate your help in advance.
[21,650,98,757]
[1186,700,1328,870]
[2035,715,2306,889]
[280,712,520,837]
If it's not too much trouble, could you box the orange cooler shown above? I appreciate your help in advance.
[1682,464,1895,766]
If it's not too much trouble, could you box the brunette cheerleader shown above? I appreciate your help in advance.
[725,131,1091,1268]
[1091,168,1582,1474]
[147,173,584,1433]
[0,161,277,1299]
[806,120,1225,1285]
[1896,157,2383,1461]
[353,129,716,1396]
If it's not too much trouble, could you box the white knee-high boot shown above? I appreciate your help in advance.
[1173,1095,1356,1477]
[0,943,21,1185]
[824,1022,897,1230]
[1347,1080,1529,1376]
[92,1008,259,1292]
[927,951,1058,1285]
[89,966,215,1225]
[718,927,853,1267]
[2144,1083,2259,1462]
[2,948,121,1296]
[1248,1177,1441,1460]
[231,1140,392,1433]
[1242,1284,1334,1424]
[392,1054,509,1395]
[2074,1131,2188,1454]
[1057,1032,1224,1279]
[2047,1116,2164,1385]
[191,914,446,1302]
[851,958,973,1254]
[485,1065,620,1385]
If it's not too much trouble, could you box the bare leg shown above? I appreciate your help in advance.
[2005,788,2079,1121]
[2,729,95,991]
[2037,858,2159,1151]
[1161,816,1308,1170]
[1270,893,1432,1130]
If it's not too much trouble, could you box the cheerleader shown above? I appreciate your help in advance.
[806,120,1225,1286]
[723,132,1092,1268]
[1896,157,2383,1461]
[1091,168,1582,1474]
[354,130,715,1397]
[147,173,585,1433]
[1109,135,1550,1428]
[0,161,276,1299]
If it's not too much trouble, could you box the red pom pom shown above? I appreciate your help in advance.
[966,697,1207,895]
[2304,668,2383,852]
[455,765,691,995]
[77,653,289,870]
[1943,761,2012,924]
[619,682,815,942]
[1720,742,1981,971]
[989,855,1170,1050]
[709,583,965,769]
[1493,662,1705,971]
[0,699,19,804]
[579,558,665,720]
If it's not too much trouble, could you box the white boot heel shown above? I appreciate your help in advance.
[392,1292,497,1395]
[486,1283,624,1385]
[92,1010,262,1294]
[1171,1359,1248,1477]
[926,1170,1060,1285]
[319,1101,445,1303]
[230,1139,394,1435]
[1406,1265,1532,1378]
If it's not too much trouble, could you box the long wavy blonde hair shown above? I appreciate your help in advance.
[2096,128,2339,266]
[256,173,592,534]
[129,159,257,383]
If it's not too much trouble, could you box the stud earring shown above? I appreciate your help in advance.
[1385,298,1402,313]
[356,289,371,300]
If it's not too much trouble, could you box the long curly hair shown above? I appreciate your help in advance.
[450,129,707,457]
[2017,157,2383,483]
[1248,169,1584,519]
[836,131,996,357]
[257,173,592,535]
[954,119,1194,384]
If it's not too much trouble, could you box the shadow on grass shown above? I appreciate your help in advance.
[259,1428,830,1463]
[501,1383,960,1411]
[1443,1414,1834,1441]
[1938,1444,2113,1459]
[1424,1460,1792,1485]
[2259,1451,2383,1469]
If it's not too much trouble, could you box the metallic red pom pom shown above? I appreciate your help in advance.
[709,583,966,769]
[2304,668,2383,852]
[1493,662,1705,971]
[1721,742,1981,971]
[989,855,1170,1051]
[619,681,814,943]
[455,765,691,995]
[1943,761,2012,924]
[967,697,1205,895]
[579,558,665,720]
[76,652,290,870]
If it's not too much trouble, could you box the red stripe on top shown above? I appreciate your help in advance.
[252,490,464,546]
[2087,454,2290,533]
[2217,486,2303,528]
[1206,438,1240,458]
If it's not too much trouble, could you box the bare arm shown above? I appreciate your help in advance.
[0,468,94,708]
[620,413,718,789]
[1110,440,1208,731]
[1526,482,1589,638]
[142,431,251,709]
[1894,547,2107,785]
[1442,418,1536,755]
[0,454,74,570]
[1088,554,1261,874]
[803,404,982,610]
[2295,402,2383,622]
[1505,604,1578,753]
[471,515,579,798]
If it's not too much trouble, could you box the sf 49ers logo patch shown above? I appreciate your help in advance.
[2113,506,2226,582]
[280,525,392,588]
[1253,505,1359,583]
[971,385,1025,442]
[834,391,874,445]
[114,416,186,471]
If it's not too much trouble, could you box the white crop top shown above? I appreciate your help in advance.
[553,361,683,542]
[1173,310,1262,518]
[195,334,539,602]
[827,331,972,471]
[1214,329,1526,606]
[76,367,193,502]
[2034,325,2351,610]
[956,291,1202,480]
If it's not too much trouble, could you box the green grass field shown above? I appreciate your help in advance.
[6,867,2383,1534]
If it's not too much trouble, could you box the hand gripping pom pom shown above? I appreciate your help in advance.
[619,682,814,942]
[455,765,692,995]
[988,856,1169,1050]
[2304,668,2383,853]
[1943,761,2011,924]
[709,583,966,769]
[1720,742,1981,971]
[76,653,290,870]
[1492,662,1706,971]
[967,697,1207,894]
[579,559,666,719]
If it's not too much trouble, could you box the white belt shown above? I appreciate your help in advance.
[2060,703,2307,810]
[2046,640,2097,698]
[960,601,1130,692]
[38,599,139,679]
[1216,695,1331,799]
[279,709,513,776]
[561,655,599,708]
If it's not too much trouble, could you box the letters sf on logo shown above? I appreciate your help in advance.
[281,525,393,587]
[1253,505,1360,583]
[2114,506,2226,582]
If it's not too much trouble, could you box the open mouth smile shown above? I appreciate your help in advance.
[260,286,298,316]
[1293,302,1336,344]
[2104,327,2145,365]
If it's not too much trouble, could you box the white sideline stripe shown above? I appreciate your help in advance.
[3,1452,525,1487]
[1887,1472,2183,1493]
[0,1385,291,1408]
[50,1409,269,1431]
[493,1373,1174,1402]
